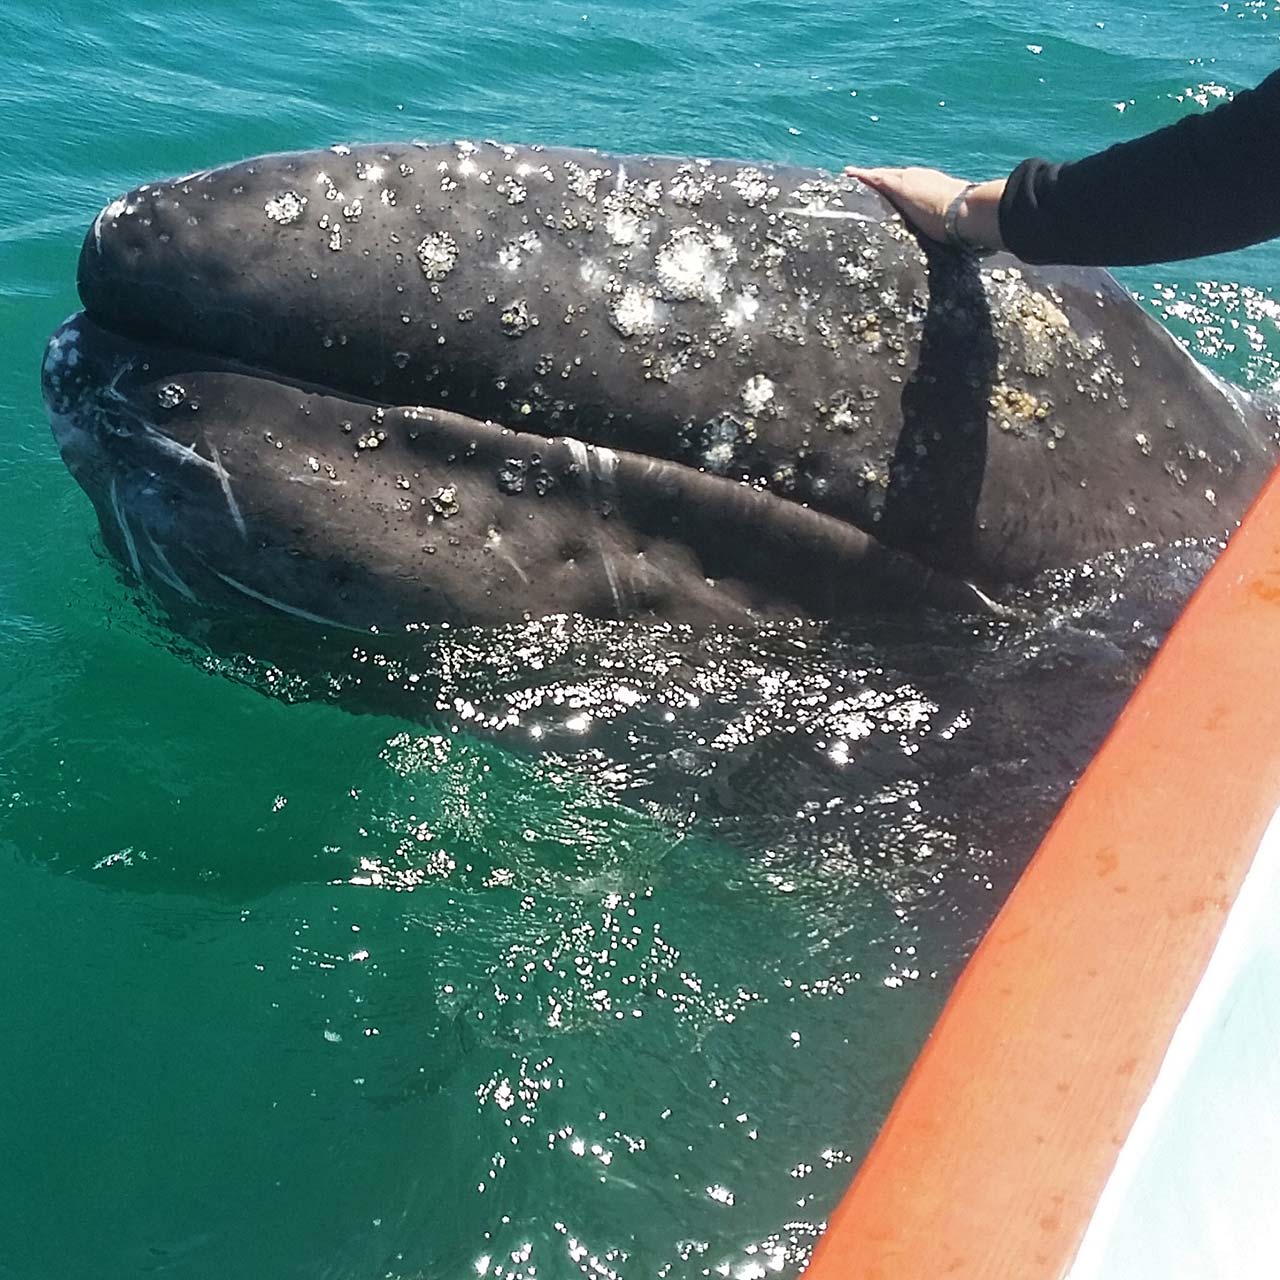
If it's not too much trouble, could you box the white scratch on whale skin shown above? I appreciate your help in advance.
[564,439,626,616]
[108,478,142,579]
[204,446,247,540]
[142,426,219,472]
[780,206,875,223]
[99,359,136,406]
[486,527,531,584]
[211,570,362,631]
[592,444,619,483]
[143,531,197,602]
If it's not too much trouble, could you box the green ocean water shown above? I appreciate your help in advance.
[2,3,1279,1278]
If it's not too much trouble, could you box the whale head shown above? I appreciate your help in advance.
[46,140,1279,638]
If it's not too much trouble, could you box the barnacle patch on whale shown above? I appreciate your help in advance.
[609,286,660,339]
[265,191,307,225]
[416,231,459,280]
[655,228,730,303]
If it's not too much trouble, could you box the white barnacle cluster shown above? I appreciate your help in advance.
[770,310,807,347]
[741,374,776,417]
[501,299,535,337]
[513,160,550,183]
[264,190,306,225]
[603,203,644,246]
[823,390,867,434]
[983,266,1076,378]
[655,227,731,303]
[731,166,779,207]
[314,175,350,252]
[156,382,186,410]
[989,382,1054,439]
[722,290,761,329]
[608,285,659,339]
[669,162,715,208]
[354,160,384,182]
[430,484,460,518]
[834,254,875,294]
[416,231,459,281]
[599,175,663,247]
[315,170,345,204]
[701,414,743,473]
[497,230,542,273]
[563,161,604,204]
[791,178,844,211]
[454,139,480,178]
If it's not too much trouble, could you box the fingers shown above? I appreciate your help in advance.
[845,168,919,208]
[843,165,894,187]
[841,164,960,243]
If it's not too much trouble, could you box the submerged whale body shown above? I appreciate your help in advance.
[43,140,1278,632]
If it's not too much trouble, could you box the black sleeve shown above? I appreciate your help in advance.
[998,68,1280,266]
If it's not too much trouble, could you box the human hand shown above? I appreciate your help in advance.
[844,165,1006,251]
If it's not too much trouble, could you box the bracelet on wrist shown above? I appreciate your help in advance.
[943,182,993,254]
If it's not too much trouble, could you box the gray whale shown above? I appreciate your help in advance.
[42,140,1279,631]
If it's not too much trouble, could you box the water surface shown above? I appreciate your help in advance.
[1,3,1278,1277]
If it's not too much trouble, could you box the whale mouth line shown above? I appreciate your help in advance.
[47,309,1009,629]
[49,308,768,527]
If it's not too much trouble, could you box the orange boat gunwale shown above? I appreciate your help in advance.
[804,465,1280,1279]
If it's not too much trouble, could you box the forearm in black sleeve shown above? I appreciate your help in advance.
[998,67,1280,266]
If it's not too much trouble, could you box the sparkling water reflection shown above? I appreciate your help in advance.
[49,537,1197,1278]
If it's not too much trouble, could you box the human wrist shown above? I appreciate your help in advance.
[955,179,1006,251]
